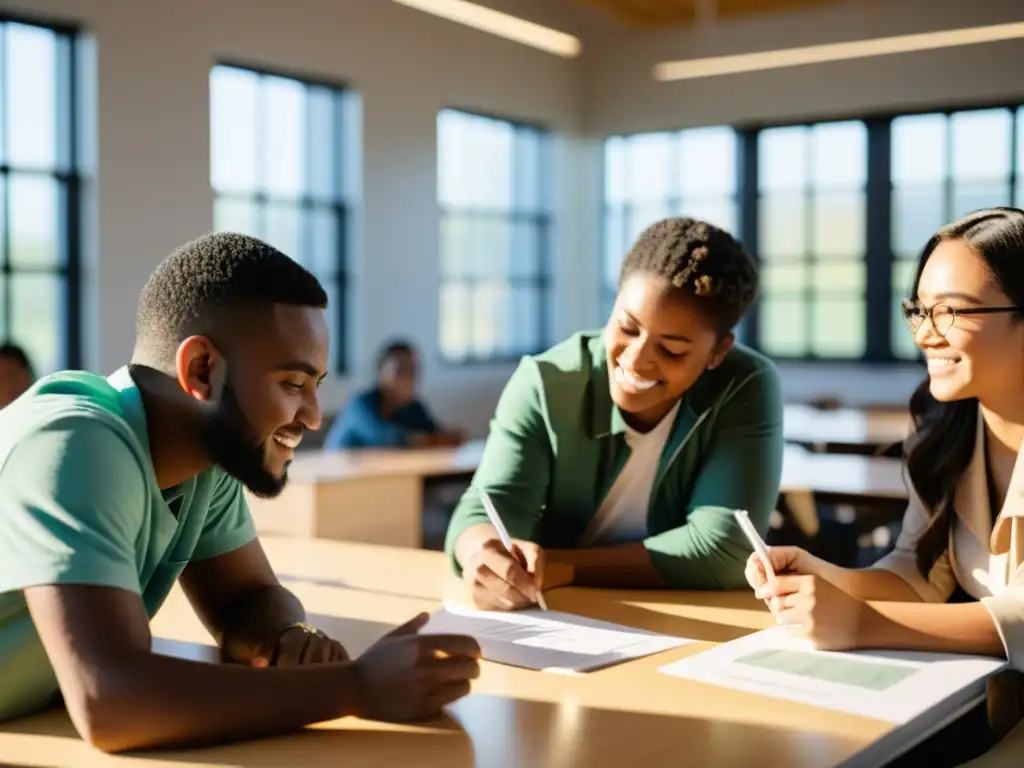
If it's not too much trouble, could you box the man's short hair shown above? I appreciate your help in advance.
[135,232,328,365]
[0,342,33,375]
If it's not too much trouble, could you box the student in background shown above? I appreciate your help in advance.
[446,217,784,608]
[748,208,1024,765]
[0,342,34,408]
[0,233,479,751]
[324,339,464,449]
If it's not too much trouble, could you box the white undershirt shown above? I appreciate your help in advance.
[577,401,681,547]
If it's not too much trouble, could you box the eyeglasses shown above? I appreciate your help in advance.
[900,298,1021,337]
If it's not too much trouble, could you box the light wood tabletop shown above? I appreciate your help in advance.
[1,537,928,768]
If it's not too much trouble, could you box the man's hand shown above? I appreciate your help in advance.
[463,538,546,611]
[353,613,481,721]
[249,623,350,668]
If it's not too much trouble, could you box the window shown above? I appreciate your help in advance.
[601,103,1024,363]
[0,18,81,374]
[757,121,867,358]
[210,63,358,372]
[891,108,1019,359]
[603,127,739,314]
[438,109,551,363]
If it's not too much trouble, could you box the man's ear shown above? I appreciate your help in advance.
[175,336,227,402]
[707,332,735,371]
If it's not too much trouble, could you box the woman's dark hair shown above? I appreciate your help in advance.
[907,207,1024,578]
[618,217,758,336]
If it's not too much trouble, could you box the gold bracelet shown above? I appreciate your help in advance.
[281,621,326,639]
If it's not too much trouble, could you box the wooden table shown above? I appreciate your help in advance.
[784,405,912,455]
[248,442,908,548]
[0,537,935,767]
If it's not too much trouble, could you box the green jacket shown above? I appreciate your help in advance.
[443,331,784,589]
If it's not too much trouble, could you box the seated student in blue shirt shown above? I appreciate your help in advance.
[325,340,463,449]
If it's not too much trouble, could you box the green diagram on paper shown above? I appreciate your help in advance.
[735,648,919,691]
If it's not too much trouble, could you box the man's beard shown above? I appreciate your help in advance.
[201,380,290,499]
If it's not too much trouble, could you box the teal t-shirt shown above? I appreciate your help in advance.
[0,366,257,722]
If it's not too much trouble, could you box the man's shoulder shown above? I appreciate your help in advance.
[0,369,144,470]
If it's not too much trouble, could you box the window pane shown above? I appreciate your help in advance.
[10,273,62,375]
[263,203,303,263]
[761,263,807,294]
[759,127,807,192]
[813,261,865,294]
[214,197,260,237]
[9,174,61,268]
[952,181,1012,219]
[604,208,626,290]
[510,285,540,354]
[1018,107,1024,178]
[812,192,865,258]
[306,86,337,201]
[308,207,338,276]
[510,219,541,278]
[760,298,807,356]
[472,282,509,358]
[891,259,920,360]
[627,203,674,245]
[681,197,737,235]
[812,121,867,189]
[811,297,865,358]
[438,110,467,207]
[261,76,305,198]
[950,109,1012,180]
[514,128,542,211]
[440,282,471,361]
[440,215,473,278]
[627,133,675,202]
[679,126,736,196]
[210,66,258,193]
[604,136,628,204]
[474,117,513,210]
[892,114,947,183]
[759,195,806,259]
[6,23,57,169]
[478,218,513,279]
[892,186,945,259]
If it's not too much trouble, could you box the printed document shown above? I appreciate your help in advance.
[421,600,692,672]
[659,625,1006,724]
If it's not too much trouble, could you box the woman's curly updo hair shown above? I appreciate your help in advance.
[618,216,758,337]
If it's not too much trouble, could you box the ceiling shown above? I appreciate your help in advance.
[570,0,843,27]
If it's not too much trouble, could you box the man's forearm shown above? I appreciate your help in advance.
[78,651,360,753]
[547,543,666,588]
[217,585,306,662]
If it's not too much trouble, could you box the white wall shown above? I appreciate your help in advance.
[577,0,1024,405]
[0,0,589,436]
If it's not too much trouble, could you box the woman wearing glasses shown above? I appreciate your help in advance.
[749,207,1024,766]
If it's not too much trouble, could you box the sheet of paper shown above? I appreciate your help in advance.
[420,600,693,673]
[659,626,1006,724]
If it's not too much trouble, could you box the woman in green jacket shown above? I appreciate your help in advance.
[445,216,785,610]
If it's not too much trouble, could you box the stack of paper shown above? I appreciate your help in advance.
[421,601,693,672]
[659,625,1007,725]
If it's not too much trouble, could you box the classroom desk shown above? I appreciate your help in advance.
[783,404,912,455]
[248,442,908,548]
[0,536,956,768]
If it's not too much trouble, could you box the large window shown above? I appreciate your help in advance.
[603,127,739,314]
[1,18,80,374]
[437,109,550,364]
[210,63,357,372]
[757,121,867,358]
[602,104,1024,363]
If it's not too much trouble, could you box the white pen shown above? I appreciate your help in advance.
[733,509,777,587]
[479,489,548,610]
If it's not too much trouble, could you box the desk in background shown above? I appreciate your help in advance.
[783,404,912,455]
[0,536,959,768]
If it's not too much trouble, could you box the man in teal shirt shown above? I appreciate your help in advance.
[0,233,479,751]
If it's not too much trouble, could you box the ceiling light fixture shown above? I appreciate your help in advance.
[392,0,582,58]
[653,21,1024,81]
